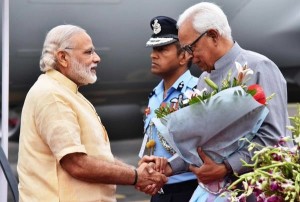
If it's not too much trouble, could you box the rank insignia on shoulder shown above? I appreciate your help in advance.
[192,85,197,91]
[177,81,184,91]
[148,90,155,98]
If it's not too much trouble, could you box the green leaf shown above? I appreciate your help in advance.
[247,89,257,96]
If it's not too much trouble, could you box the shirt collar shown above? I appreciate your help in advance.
[46,69,78,93]
[214,42,241,71]
[153,70,193,95]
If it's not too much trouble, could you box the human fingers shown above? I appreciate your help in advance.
[155,157,168,173]
[146,162,156,174]
[140,184,161,195]
[148,185,160,195]
[189,163,214,184]
[144,184,158,195]
[189,164,204,183]
[136,163,157,187]
[151,171,168,186]
[197,147,211,164]
[136,184,154,195]
[189,164,200,175]
[137,164,168,187]
[138,155,154,166]
[161,157,168,173]
[135,175,162,193]
[143,156,166,173]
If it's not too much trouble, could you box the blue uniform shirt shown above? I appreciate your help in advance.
[141,70,198,184]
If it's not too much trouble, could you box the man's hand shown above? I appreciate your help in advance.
[138,155,172,176]
[189,147,227,184]
[135,162,168,195]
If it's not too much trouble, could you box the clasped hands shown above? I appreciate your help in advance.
[135,155,171,195]
[135,147,228,195]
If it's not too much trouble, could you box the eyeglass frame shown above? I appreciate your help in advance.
[64,47,98,57]
[181,31,208,54]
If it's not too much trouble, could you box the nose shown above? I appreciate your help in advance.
[150,50,158,59]
[93,52,101,63]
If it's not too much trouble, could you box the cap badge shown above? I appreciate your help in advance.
[152,19,161,34]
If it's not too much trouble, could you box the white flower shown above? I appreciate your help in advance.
[235,62,254,84]
[184,88,207,99]
[286,125,295,131]
[294,136,300,143]
[289,146,298,153]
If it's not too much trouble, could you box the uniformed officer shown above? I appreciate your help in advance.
[138,16,199,202]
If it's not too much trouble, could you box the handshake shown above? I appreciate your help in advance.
[134,147,229,195]
[134,155,172,195]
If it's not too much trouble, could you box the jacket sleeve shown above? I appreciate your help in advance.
[168,153,190,174]
[226,59,292,174]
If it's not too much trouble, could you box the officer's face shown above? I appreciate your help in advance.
[150,43,183,77]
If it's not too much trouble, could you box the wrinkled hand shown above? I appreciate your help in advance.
[138,155,170,174]
[135,162,168,195]
[189,147,227,184]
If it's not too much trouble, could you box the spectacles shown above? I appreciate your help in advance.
[65,47,97,56]
[182,31,207,54]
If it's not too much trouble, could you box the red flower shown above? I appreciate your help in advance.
[248,84,266,105]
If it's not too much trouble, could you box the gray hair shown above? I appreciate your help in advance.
[177,2,232,40]
[39,24,86,72]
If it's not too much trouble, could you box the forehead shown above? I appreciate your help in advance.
[69,32,93,48]
[178,21,197,44]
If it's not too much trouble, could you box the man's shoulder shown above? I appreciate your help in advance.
[26,73,72,104]
[182,71,198,88]
[187,76,198,89]
[246,53,283,79]
[28,74,57,94]
[242,49,276,67]
[190,75,199,83]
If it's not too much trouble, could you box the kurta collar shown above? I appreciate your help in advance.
[46,69,78,93]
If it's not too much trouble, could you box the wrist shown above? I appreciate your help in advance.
[132,169,138,185]
[165,163,173,177]
[223,159,233,175]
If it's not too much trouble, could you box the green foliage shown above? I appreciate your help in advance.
[227,104,300,202]
[154,68,248,118]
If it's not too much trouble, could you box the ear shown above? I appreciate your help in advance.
[179,51,193,66]
[56,50,69,68]
[206,29,219,43]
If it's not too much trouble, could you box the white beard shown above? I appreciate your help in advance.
[68,58,97,85]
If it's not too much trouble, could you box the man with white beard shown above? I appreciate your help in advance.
[17,24,167,202]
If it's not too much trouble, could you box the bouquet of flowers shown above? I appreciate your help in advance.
[151,62,271,167]
[149,62,272,198]
[226,104,300,202]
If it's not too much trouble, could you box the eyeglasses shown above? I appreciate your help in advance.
[65,47,97,56]
[181,31,207,55]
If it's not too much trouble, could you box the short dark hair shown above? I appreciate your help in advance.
[174,41,192,68]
